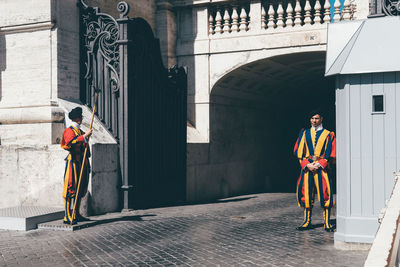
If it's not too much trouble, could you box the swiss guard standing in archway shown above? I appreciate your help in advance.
[293,110,336,232]
[61,107,92,224]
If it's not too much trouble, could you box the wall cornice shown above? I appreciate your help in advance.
[0,21,54,34]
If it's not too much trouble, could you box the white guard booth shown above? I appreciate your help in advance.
[325,16,400,245]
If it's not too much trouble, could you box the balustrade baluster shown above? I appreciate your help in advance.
[215,9,223,33]
[209,12,215,35]
[350,2,357,19]
[323,0,331,23]
[286,2,294,27]
[333,0,341,21]
[261,5,267,29]
[239,7,248,31]
[276,3,285,28]
[223,8,231,33]
[304,0,312,25]
[342,0,351,20]
[294,0,302,26]
[231,6,239,32]
[313,0,322,24]
[267,4,276,29]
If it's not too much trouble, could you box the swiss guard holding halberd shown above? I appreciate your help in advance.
[61,107,92,224]
[293,110,336,232]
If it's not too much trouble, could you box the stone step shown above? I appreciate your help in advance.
[38,218,98,231]
[0,206,64,231]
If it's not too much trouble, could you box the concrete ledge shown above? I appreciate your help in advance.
[38,219,98,231]
[0,206,64,231]
[364,173,400,267]
[335,215,379,244]
[334,239,372,251]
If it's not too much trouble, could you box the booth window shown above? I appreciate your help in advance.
[372,95,384,113]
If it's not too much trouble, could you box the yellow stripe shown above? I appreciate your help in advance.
[314,130,330,157]
[73,162,78,187]
[62,160,71,199]
[310,128,316,149]
[297,132,306,159]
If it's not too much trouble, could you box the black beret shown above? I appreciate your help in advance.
[308,109,324,119]
[68,107,83,120]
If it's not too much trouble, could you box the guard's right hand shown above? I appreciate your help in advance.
[84,129,93,139]
[306,163,318,172]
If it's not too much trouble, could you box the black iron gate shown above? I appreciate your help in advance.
[79,1,187,209]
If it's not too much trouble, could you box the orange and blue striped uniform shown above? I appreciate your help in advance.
[293,127,336,209]
[61,126,90,222]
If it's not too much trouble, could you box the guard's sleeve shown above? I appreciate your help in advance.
[318,132,336,169]
[60,128,85,150]
[293,129,304,156]
[294,129,310,169]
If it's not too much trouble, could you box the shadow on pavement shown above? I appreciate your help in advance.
[185,196,258,207]
[92,214,157,226]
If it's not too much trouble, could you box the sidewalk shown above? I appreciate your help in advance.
[0,193,368,266]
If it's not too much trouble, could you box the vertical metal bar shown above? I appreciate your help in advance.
[104,60,110,128]
[117,15,133,210]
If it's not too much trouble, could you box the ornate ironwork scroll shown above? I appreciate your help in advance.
[382,0,400,15]
[79,1,187,210]
[79,0,129,139]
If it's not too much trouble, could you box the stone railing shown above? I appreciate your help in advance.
[364,172,400,267]
[208,0,356,35]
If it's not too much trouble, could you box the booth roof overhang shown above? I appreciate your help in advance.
[325,16,400,76]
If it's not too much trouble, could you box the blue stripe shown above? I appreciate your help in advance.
[305,129,314,156]
[317,171,325,208]
[328,177,334,208]
[297,171,305,207]
[63,159,69,181]
[308,172,314,207]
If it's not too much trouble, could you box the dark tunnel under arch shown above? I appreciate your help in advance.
[208,51,336,195]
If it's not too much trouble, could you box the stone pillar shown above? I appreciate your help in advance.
[0,0,82,209]
[156,0,177,68]
[0,0,69,145]
[0,0,80,208]
[249,0,262,32]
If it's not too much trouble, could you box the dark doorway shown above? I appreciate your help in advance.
[79,2,187,210]
[209,51,336,196]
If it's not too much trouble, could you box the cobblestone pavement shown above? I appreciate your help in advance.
[0,193,368,266]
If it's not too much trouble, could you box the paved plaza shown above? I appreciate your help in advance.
[0,193,368,266]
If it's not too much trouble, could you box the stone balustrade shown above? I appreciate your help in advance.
[208,0,356,35]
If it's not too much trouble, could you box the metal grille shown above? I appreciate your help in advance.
[79,1,187,209]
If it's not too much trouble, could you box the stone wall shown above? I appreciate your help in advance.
[0,0,120,214]
[187,97,270,201]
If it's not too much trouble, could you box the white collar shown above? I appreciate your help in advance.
[70,121,81,130]
[312,124,323,132]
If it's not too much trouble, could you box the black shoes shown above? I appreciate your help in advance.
[296,224,312,231]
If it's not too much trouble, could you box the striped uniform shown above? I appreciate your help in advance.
[61,126,90,222]
[293,127,336,209]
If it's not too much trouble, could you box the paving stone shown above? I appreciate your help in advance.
[0,193,368,266]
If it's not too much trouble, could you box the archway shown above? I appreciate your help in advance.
[210,51,335,195]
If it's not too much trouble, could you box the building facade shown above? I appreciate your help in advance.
[1,0,399,245]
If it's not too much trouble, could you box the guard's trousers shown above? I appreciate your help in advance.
[296,168,334,208]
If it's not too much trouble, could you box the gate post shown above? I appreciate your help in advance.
[116,2,134,211]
